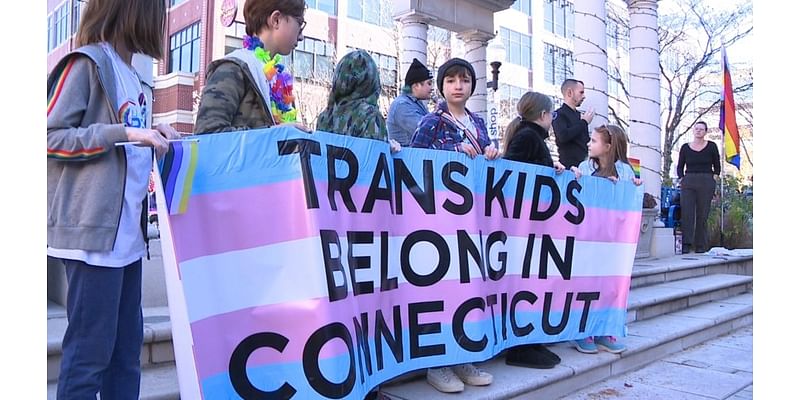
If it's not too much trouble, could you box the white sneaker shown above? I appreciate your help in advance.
[426,367,464,393]
[452,363,493,386]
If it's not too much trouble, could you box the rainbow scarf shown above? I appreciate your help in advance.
[242,35,297,124]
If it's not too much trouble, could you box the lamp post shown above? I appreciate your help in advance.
[486,36,506,149]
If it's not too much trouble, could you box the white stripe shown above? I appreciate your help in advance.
[179,234,635,323]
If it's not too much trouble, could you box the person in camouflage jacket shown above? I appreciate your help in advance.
[194,57,275,134]
[316,49,388,141]
[194,0,307,134]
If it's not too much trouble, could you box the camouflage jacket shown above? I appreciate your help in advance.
[316,50,387,141]
[194,57,275,134]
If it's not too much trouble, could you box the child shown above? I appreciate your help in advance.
[410,58,498,394]
[46,0,179,398]
[195,0,309,134]
[571,124,642,354]
[411,58,499,160]
[503,91,565,171]
[502,91,566,369]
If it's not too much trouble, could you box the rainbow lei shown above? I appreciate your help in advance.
[243,35,297,123]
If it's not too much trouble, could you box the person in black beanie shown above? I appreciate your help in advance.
[387,58,434,146]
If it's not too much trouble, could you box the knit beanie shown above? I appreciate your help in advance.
[436,58,477,96]
[404,58,433,86]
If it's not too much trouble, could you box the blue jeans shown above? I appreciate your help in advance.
[56,259,144,400]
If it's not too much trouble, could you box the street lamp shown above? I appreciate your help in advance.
[486,35,506,91]
[486,35,506,149]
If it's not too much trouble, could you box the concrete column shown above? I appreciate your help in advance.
[399,15,429,81]
[457,29,493,121]
[628,0,662,196]
[573,0,609,128]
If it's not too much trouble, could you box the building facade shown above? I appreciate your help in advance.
[48,0,634,135]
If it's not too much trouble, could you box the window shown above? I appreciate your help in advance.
[500,27,531,69]
[349,0,393,27]
[498,84,528,109]
[347,47,398,88]
[47,15,52,52]
[72,0,85,35]
[543,43,573,85]
[608,75,620,98]
[544,0,574,38]
[606,19,629,52]
[307,0,336,14]
[169,22,201,73]
[284,37,335,80]
[171,0,187,6]
[48,2,70,51]
[511,0,531,16]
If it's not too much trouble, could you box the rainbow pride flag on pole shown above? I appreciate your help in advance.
[719,46,741,169]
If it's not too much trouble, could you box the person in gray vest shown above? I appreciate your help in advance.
[387,58,434,146]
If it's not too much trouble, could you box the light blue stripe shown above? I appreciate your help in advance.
[198,308,627,399]
[189,128,643,212]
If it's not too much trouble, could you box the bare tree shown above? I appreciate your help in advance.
[658,0,752,180]
[605,0,752,180]
[290,45,338,130]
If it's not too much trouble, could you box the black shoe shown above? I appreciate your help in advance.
[682,244,692,254]
[505,344,560,369]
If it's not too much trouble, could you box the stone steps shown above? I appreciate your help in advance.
[379,293,753,400]
[45,253,752,399]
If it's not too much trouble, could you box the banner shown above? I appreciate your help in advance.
[155,127,644,399]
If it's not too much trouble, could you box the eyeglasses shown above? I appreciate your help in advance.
[291,15,306,32]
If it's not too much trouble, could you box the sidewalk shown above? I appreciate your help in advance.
[557,325,752,399]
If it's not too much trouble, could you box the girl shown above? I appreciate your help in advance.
[503,91,565,171]
[573,124,642,185]
[46,0,179,398]
[501,91,566,370]
[572,124,642,355]
[195,0,309,134]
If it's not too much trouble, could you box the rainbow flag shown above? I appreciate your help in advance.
[719,47,741,169]
[628,157,641,179]
[158,139,199,214]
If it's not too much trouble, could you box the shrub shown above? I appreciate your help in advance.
[707,174,753,249]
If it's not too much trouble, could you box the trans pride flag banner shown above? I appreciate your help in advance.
[155,127,644,399]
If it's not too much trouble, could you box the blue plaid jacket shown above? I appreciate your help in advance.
[409,102,490,153]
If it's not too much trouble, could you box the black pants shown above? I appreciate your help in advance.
[680,173,716,251]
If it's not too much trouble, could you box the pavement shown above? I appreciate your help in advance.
[557,325,753,400]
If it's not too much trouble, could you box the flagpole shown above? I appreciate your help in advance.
[720,156,724,248]
[719,45,726,249]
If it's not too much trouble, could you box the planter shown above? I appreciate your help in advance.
[635,207,659,259]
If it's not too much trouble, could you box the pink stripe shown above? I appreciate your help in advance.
[189,275,630,381]
[171,181,641,263]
